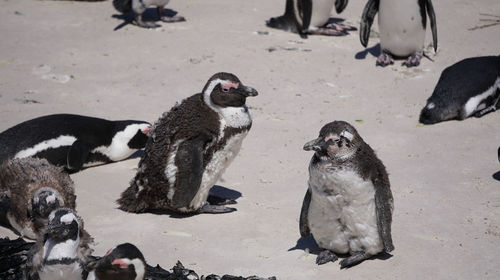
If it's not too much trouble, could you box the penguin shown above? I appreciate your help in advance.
[113,0,185,29]
[419,56,500,124]
[0,237,34,280]
[118,72,258,214]
[0,157,76,240]
[360,0,438,67]
[0,114,151,172]
[266,0,355,38]
[300,121,394,268]
[26,208,93,280]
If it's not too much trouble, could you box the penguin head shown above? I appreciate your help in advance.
[419,95,458,124]
[31,188,63,220]
[46,208,81,242]
[113,121,152,150]
[94,243,146,280]
[202,72,258,108]
[304,121,360,160]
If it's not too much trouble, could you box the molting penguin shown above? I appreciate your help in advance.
[419,56,500,124]
[113,0,185,28]
[360,0,438,67]
[26,208,93,280]
[300,121,394,268]
[266,0,355,38]
[0,114,151,172]
[0,157,76,240]
[118,72,258,214]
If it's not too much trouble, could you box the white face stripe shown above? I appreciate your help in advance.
[46,193,56,204]
[117,258,145,280]
[92,123,150,161]
[340,130,354,141]
[463,77,500,117]
[426,102,435,109]
[14,135,77,159]
[60,213,77,224]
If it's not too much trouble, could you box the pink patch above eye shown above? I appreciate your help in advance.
[221,82,239,91]
[324,135,338,142]
[111,259,129,268]
[142,127,151,134]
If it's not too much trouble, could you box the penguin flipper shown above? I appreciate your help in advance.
[170,135,208,210]
[299,188,312,237]
[335,0,349,14]
[359,0,379,48]
[373,175,394,252]
[425,0,438,52]
[67,140,91,171]
[298,0,312,38]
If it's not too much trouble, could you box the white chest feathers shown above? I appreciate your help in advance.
[308,0,336,29]
[307,167,383,255]
[38,237,82,280]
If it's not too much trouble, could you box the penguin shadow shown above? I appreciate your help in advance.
[288,236,393,266]
[493,171,500,181]
[112,8,180,31]
[148,185,242,219]
[355,44,381,60]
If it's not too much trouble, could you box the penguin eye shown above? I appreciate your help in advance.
[222,87,230,92]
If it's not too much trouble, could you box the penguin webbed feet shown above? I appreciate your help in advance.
[199,202,236,214]
[157,7,186,23]
[309,23,356,36]
[402,52,423,67]
[339,251,370,269]
[474,103,498,118]
[134,14,161,29]
[207,194,237,206]
[316,250,338,265]
[376,52,394,67]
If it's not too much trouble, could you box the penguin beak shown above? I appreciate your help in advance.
[303,137,325,152]
[236,85,258,97]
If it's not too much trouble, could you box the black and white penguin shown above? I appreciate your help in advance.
[0,114,151,172]
[0,157,76,240]
[266,0,355,38]
[113,0,185,28]
[300,121,394,268]
[419,56,500,124]
[26,208,93,280]
[360,0,438,67]
[118,72,258,214]
[87,243,147,280]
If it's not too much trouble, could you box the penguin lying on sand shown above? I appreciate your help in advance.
[26,208,93,280]
[0,157,76,239]
[360,0,437,67]
[267,0,355,38]
[113,0,185,28]
[419,56,500,124]
[118,72,258,214]
[300,121,394,268]
[0,114,151,172]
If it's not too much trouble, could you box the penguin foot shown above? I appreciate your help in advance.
[402,53,423,67]
[339,251,370,269]
[310,27,348,36]
[326,22,357,31]
[199,203,237,214]
[474,104,497,118]
[160,15,186,23]
[207,194,237,206]
[376,53,394,67]
[316,250,338,265]
[135,14,161,29]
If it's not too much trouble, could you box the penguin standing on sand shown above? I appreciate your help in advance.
[300,121,394,268]
[118,72,258,214]
[113,0,185,28]
[27,208,93,280]
[0,158,76,240]
[419,56,500,124]
[266,0,355,38]
[0,114,151,172]
[360,0,438,67]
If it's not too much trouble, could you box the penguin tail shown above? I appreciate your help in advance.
[266,16,298,34]
[112,0,132,14]
[116,178,148,213]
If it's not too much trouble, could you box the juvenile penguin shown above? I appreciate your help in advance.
[419,56,500,124]
[0,114,151,172]
[113,0,185,28]
[118,72,258,214]
[360,0,437,67]
[26,208,93,280]
[0,157,76,239]
[300,121,394,268]
[267,0,355,38]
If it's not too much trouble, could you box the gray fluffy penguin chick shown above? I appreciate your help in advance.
[113,0,185,28]
[360,0,437,67]
[0,158,76,240]
[26,208,93,280]
[300,121,394,268]
[118,72,258,215]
